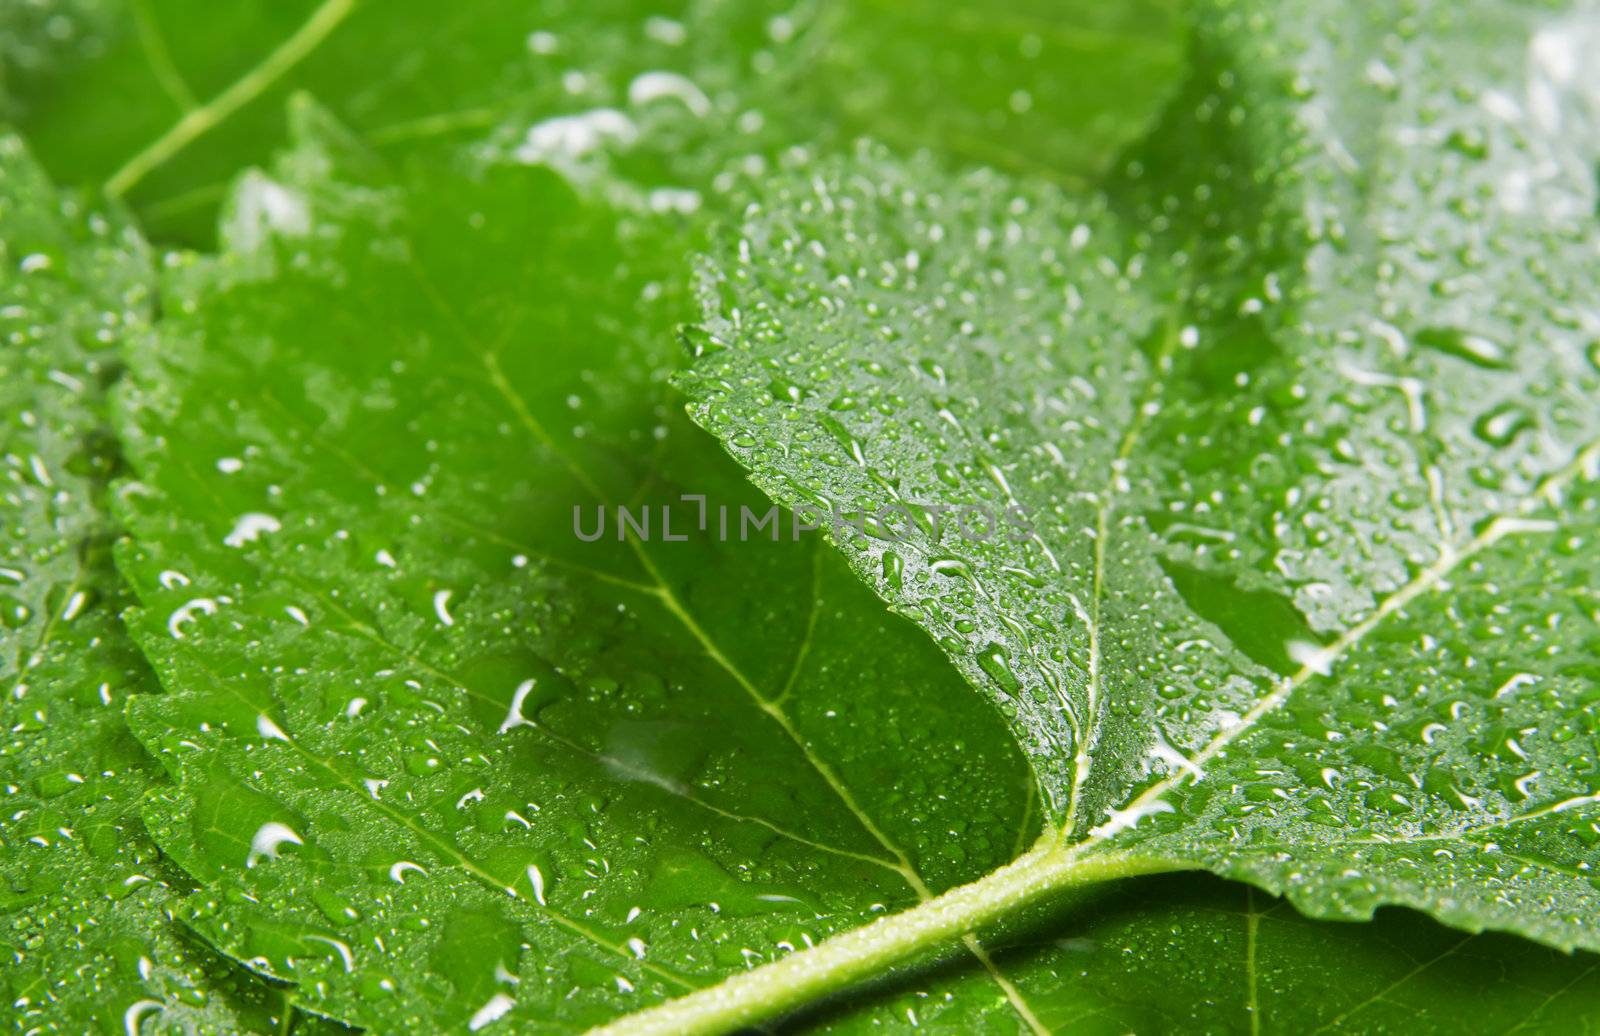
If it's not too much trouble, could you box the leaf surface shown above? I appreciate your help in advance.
[110,110,1600,1031]
[680,0,1600,954]
[29,0,1596,1028]
[0,134,282,1035]
[807,0,1183,186]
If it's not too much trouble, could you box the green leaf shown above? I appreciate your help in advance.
[679,0,1600,962]
[6,0,764,240]
[110,108,1600,1034]
[3,0,1184,243]
[0,134,284,1035]
[109,113,1059,1032]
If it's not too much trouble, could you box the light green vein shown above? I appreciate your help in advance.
[106,0,357,197]
[447,279,1053,1036]
[1500,958,1600,1036]
[288,573,904,873]
[1060,309,1183,841]
[770,536,824,707]
[1306,934,1476,1035]
[1098,431,1600,843]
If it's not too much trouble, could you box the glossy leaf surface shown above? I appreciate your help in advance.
[113,110,1600,1036]
[807,872,1600,1034]
[6,0,1597,1030]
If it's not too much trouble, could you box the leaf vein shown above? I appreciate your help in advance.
[106,0,357,196]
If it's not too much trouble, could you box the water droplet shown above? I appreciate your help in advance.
[976,643,1022,696]
[246,822,304,868]
[768,376,807,403]
[1472,402,1534,446]
[0,595,32,628]
[223,512,282,548]
[881,550,903,590]
[1414,326,1510,370]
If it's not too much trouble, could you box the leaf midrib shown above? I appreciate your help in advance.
[1060,309,1185,840]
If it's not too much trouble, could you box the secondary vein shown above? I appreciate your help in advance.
[130,0,197,111]
[1305,934,1475,1035]
[1244,886,1261,1036]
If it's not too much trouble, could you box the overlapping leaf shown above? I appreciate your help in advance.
[106,106,1600,1031]
[681,0,1600,954]
[0,135,284,1035]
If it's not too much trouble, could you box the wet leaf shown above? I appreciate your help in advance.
[8,0,1598,1030]
[808,0,1184,186]
[682,0,1600,956]
[0,135,285,1035]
